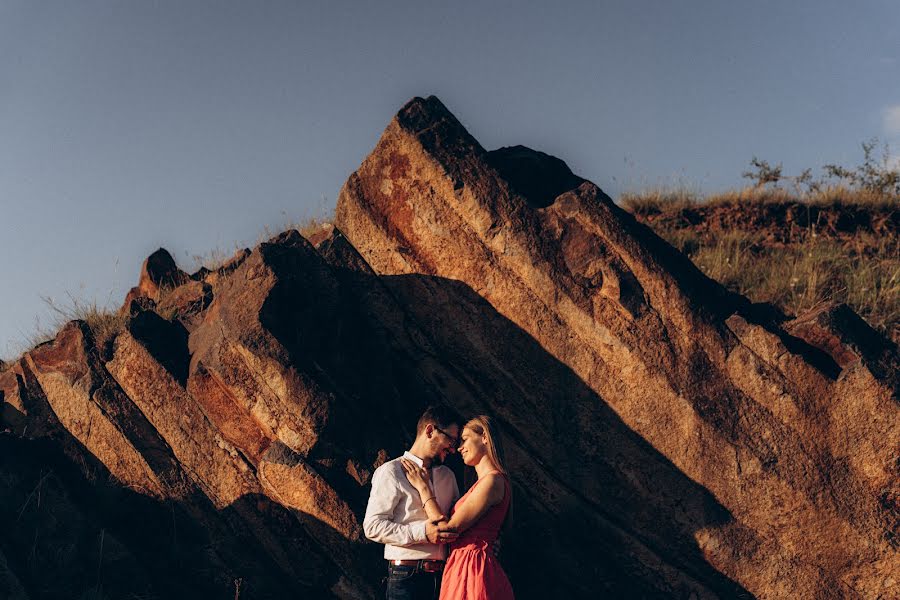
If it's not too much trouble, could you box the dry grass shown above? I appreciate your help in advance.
[259,214,334,243]
[188,210,334,275]
[619,187,701,214]
[622,185,899,215]
[42,294,126,351]
[708,185,899,208]
[622,182,899,342]
[189,247,238,273]
[649,212,900,341]
[1,294,125,366]
[3,208,336,364]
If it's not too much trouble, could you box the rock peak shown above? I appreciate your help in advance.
[396,94,454,126]
[486,145,585,208]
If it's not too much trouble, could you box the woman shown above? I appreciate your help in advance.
[400,415,514,600]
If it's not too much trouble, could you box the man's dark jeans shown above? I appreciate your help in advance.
[385,563,442,600]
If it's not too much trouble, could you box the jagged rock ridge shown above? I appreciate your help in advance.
[2,96,898,600]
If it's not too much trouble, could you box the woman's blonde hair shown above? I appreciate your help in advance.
[464,414,513,528]
[464,415,507,476]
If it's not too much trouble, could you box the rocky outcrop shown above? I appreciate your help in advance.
[2,96,897,599]
[121,248,191,310]
[335,96,900,598]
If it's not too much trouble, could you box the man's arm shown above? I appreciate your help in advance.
[363,464,428,546]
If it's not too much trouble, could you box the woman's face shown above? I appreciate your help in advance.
[457,426,486,466]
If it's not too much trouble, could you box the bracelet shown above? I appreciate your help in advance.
[423,497,437,509]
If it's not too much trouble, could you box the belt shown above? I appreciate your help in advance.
[389,559,445,573]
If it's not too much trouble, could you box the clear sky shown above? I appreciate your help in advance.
[1,0,898,359]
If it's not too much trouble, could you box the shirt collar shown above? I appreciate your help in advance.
[402,451,425,468]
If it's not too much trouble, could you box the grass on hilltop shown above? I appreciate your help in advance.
[1,295,126,368]
[621,143,900,341]
[621,193,898,341]
[620,184,900,215]
[189,211,333,273]
[624,139,900,214]
[663,228,899,339]
[42,295,127,352]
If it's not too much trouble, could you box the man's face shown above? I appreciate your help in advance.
[428,423,460,464]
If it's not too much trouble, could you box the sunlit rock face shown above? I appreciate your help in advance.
[2,96,897,600]
[335,96,900,599]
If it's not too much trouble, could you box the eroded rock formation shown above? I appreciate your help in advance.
[2,96,897,599]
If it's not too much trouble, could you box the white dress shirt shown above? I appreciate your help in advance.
[363,451,460,560]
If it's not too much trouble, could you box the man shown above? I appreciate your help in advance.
[364,405,462,600]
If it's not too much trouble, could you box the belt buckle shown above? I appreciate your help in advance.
[420,560,443,573]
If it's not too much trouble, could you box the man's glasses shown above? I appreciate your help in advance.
[434,426,459,447]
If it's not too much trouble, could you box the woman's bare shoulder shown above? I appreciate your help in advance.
[481,472,506,500]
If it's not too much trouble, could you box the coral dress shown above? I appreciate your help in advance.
[440,474,514,600]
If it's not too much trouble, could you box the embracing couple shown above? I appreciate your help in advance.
[363,405,514,600]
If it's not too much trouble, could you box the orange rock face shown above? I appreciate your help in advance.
[2,96,897,599]
[335,96,900,598]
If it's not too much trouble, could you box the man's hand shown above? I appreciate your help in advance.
[437,520,459,544]
[426,518,458,544]
[425,517,445,544]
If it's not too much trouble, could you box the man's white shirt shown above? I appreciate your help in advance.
[363,451,460,560]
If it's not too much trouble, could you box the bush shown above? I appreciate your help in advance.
[823,138,900,197]
[742,157,783,188]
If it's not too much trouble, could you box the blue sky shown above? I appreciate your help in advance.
[1,1,898,358]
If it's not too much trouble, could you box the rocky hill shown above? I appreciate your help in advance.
[1,96,898,599]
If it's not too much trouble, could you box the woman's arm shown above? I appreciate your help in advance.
[446,474,505,534]
[399,459,447,521]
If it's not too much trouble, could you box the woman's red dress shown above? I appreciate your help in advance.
[440,474,514,600]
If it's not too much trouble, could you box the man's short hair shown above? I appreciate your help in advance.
[416,405,462,436]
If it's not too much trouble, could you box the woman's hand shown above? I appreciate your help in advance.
[400,458,432,499]
[401,459,451,529]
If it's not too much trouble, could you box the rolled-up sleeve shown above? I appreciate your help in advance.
[363,464,427,546]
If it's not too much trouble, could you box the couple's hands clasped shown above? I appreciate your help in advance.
[400,458,458,545]
[426,517,458,545]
